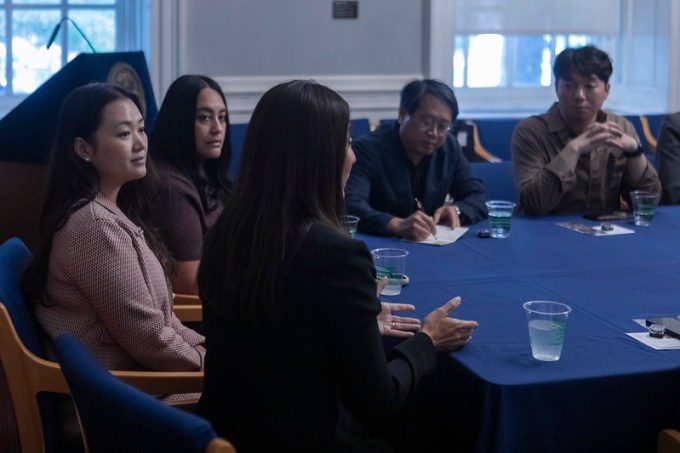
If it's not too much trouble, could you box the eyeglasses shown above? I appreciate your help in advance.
[412,116,453,136]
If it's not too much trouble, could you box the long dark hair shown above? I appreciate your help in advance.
[23,83,169,305]
[198,80,350,324]
[149,75,233,211]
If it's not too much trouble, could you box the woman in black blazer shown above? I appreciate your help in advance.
[197,80,478,452]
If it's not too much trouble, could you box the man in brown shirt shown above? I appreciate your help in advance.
[511,45,660,216]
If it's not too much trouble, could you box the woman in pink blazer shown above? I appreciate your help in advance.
[23,83,205,447]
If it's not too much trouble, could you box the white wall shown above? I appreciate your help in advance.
[150,0,680,124]
[152,0,426,124]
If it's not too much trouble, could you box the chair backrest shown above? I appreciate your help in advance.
[0,237,42,356]
[452,119,484,163]
[228,123,248,181]
[471,161,518,203]
[0,237,206,453]
[350,118,371,141]
[473,118,522,161]
[645,113,667,141]
[54,333,236,453]
[641,113,667,154]
[0,237,65,453]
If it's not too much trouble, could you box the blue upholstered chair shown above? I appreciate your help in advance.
[645,113,667,141]
[0,237,66,453]
[54,333,235,453]
[641,113,667,154]
[350,118,371,141]
[0,237,205,452]
[470,161,518,203]
[228,122,248,180]
[472,118,522,161]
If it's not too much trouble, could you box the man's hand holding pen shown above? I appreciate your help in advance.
[386,196,463,241]
[415,197,438,240]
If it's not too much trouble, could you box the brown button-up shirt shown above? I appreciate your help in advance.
[511,103,661,216]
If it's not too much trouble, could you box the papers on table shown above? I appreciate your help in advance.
[405,225,468,246]
[556,222,635,236]
[627,319,680,350]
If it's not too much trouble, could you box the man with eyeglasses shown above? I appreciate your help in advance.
[345,79,487,241]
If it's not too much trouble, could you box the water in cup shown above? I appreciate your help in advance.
[523,300,571,361]
[630,190,659,227]
[371,248,408,296]
[634,205,655,226]
[342,215,360,237]
[485,200,516,238]
[527,319,567,361]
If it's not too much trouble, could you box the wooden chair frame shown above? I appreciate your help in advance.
[658,428,680,453]
[174,293,201,305]
[470,121,502,163]
[0,303,204,453]
[640,115,659,153]
[173,293,202,323]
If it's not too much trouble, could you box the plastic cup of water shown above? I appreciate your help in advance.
[485,200,516,238]
[630,190,659,226]
[342,215,360,237]
[370,248,408,296]
[523,300,571,361]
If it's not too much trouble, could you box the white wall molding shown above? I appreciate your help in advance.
[214,74,423,125]
[426,0,455,83]
[669,0,680,111]
[149,0,183,105]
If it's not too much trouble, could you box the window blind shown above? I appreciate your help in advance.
[454,0,620,35]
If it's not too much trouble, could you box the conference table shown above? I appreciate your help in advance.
[359,206,680,453]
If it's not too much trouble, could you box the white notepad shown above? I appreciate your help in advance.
[404,225,469,246]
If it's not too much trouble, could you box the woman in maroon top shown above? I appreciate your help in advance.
[148,75,233,294]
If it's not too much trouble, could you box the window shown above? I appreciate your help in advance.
[0,0,148,114]
[425,0,657,114]
[453,34,617,89]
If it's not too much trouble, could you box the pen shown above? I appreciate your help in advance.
[414,197,438,240]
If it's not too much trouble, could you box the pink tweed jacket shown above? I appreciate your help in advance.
[36,193,205,371]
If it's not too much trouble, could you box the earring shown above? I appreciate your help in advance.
[83,156,91,162]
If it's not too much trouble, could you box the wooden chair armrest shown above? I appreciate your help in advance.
[659,428,680,453]
[173,304,202,323]
[174,293,201,305]
[111,370,204,394]
[206,437,238,453]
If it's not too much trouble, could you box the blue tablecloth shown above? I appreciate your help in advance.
[359,207,680,453]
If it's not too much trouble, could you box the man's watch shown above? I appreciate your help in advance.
[623,145,645,158]
[453,205,462,216]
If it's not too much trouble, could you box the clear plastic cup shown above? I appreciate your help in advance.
[370,248,408,296]
[523,300,571,361]
[485,200,516,238]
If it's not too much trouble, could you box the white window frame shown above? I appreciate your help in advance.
[0,0,149,117]
[427,0,680,115]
